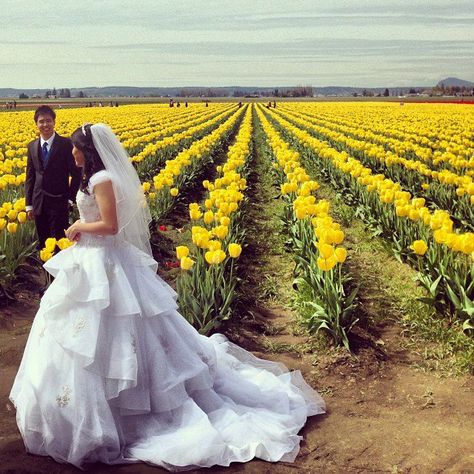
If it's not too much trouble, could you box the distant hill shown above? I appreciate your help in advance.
[437,77,474,88]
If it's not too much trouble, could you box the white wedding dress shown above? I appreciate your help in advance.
[10,170,325,471]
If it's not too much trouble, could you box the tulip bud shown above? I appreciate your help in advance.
[228,243,242,258]
[176,245,190,259]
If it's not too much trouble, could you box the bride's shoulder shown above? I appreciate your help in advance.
[88,170,113,191]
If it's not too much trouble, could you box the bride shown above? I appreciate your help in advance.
[9,123,325,471]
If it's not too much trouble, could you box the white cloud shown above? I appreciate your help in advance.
[0,0,472,88]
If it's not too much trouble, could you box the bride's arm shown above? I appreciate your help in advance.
[65,181,118,240]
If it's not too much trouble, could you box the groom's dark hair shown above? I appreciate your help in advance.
[71,124,105,195]
[34,105,56,122]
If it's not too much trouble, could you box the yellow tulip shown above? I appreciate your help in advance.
[319,243,334,260]
[7,222,18,233]
[180,256,195,270]
[410,240,428,256]
[170,187,179,197]
[220,216,230,226]
[334,247,347,263]
[142,182,151,193]
[176,245,190,259]
[39,249,53,262]
[205,249,226,265]
[17,211,27,223]
[57,237,73,250]
[189,208,202,220]
[317,256,337,271]
[433,229,448,244]
[7,209,18,221]
[207,240,222,251]
[0,218,6,231]
[212,225,228,240]
[295,206,307,220]
[460,234,474,255]
[228,243,242,258]
[332,229,345,244]
[194,233,210,249]
[44,237,57,252]
[203,210,214,225]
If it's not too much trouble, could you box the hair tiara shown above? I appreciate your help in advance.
[81,123,92,137]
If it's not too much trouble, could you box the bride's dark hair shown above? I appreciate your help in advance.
[71,124,105,195]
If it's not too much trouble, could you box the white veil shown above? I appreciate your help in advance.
[89,123,153,260]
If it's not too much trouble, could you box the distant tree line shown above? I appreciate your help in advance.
[432,84,474,96]
[18,88,87,99]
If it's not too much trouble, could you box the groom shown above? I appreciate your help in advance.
[25,105,81,250]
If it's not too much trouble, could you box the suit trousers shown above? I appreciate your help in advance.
[35,196,69,250]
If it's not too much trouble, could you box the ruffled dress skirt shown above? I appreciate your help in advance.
[9,234,325,471]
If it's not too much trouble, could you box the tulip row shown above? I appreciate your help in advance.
[279,104,472,184]
[281,102,474,166]
[0,104,235,291]
[0,104,231,194]
[132,107,238,181]
[0,195,39,290]
[268,108,474,253]
[144,105,247,222]
[265,106,474,329]
[274,106,474,230]
[282,103,473,172]
[174,105,253,333]
[0,199,37,290]
[256,105,358,349]
[128,105,234,161]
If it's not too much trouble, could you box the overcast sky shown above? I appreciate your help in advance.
[1,0,472,88]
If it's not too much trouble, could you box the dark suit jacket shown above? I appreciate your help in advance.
[25,133,81,216]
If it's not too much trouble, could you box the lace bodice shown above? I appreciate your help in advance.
[75,171,115,246]
[77,190,101,224]
[76,171,112,223]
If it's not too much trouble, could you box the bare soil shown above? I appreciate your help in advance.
[1,287,473,474]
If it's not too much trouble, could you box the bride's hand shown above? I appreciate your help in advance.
[65,220,82,241]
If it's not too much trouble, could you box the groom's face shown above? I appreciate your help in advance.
[36,114,55,140]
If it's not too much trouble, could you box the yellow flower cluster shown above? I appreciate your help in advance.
[0,103,224,190]
[39,237,74,262]
[177,106,252,269]
[0,198,27,233]
[132,104,233,163]
[275,105,474,201]
[280,102,474,168]
[257,106,348,272]
[150,107,245,194]
[267,105,474,258]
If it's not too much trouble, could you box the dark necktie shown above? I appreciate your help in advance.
[42,142,49,166]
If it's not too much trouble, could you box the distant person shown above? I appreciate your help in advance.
[185,101,188,107]
[25,105,81,250]
[115,101,119,107]
[273,101,276,108]
[169,98,174,107]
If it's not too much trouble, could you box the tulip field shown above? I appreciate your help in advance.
[0,101,473,349]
